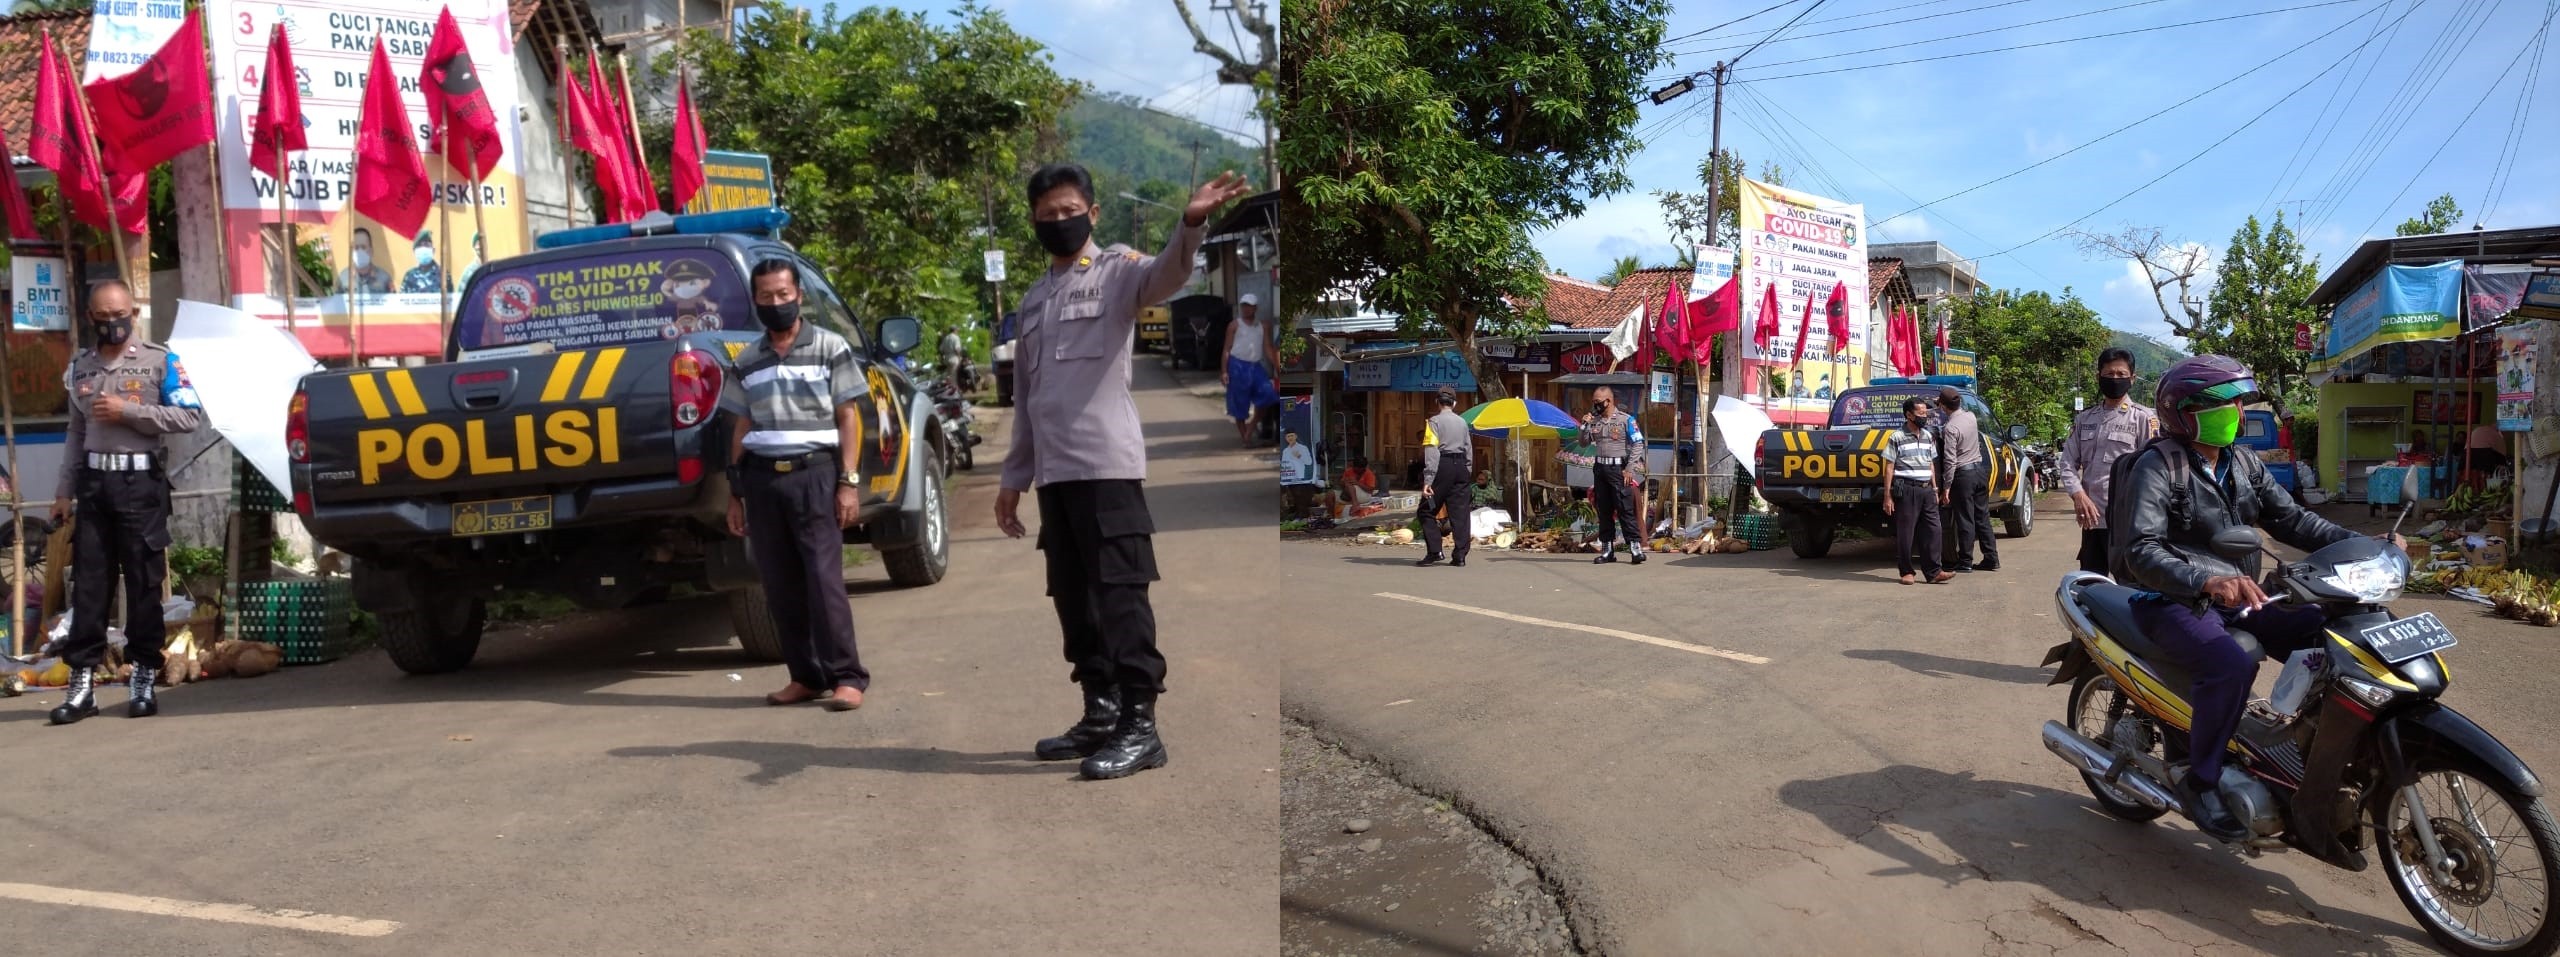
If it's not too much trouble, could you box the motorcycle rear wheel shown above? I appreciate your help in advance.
[2067,671,2170,823]
[2378,756,2560,957]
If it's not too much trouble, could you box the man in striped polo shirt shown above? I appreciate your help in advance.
[1882,397,1954,585]
[723,259,870,711]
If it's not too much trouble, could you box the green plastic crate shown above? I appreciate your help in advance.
[233,457,289,513]
[228,579,364,664]
[1731,514,1780,550]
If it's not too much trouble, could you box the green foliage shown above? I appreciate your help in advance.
[683,5,1078,348]
[488,589,579,623]
[270,540,299,568]
[168,545,225,584]
[1598,255,1644,286]
[2200,212,2320,410]
[1656,149,1774,256]
[2396,193,2465,237]
[1279,0,1673,398]
[1948,288,2110,442]
[1068,95,1254,254]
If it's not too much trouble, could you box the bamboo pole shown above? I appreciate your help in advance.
[611,48,649,212]
[4,319,21,657]
[436,128,451,343]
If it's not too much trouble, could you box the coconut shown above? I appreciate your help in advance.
[1389,528,1415,544]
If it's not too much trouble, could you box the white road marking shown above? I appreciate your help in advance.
[1372,593,1772,665]
[1385,699,1415,707]
[0,883,401,937]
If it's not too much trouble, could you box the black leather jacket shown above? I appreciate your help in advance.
[2121,441,2358,603]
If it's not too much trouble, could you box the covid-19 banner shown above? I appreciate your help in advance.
[208,0,530,359]
[1736,178,1870,421]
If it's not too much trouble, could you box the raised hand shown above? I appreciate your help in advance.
[1185,171,1253,225]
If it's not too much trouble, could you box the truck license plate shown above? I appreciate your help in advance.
[1819,487,1863,504]
[2360,613,2456,664]
[453,496,553,537]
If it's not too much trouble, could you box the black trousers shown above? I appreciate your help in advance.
[1418,462,1471,562]
[1949,464,1998,566]
[1890,478,1943,578]
[1591,462,1643,548]
[741,457,868,692]
[62,468,171,670]
[1037,479,1167,692]
[2078,527,2112,575]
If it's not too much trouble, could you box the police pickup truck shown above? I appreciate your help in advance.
[1754,375,2034,560]
[288,208,952,674]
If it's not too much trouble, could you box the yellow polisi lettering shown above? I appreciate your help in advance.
[356,429,401,484]
[465,419,513,475]
[350,412,626,484]
[544,410,595,468]
[408,424,462,480]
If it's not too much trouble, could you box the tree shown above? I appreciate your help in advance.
[1656,152,1787,262]
[1947,288,2110,442]
[2068,225,2211,342]
[2396,193,2465,237]
[1278,0,1672,400]
[684,5,1078,347]
[2202,212,2321,410]
[1598,255,1643,287]
[1170,0,1277,186]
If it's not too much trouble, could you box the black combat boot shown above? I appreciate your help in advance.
[128,665,160,719]
[1035,680,1120,760]
[48,668,98,725]
[1079,687,1167,780]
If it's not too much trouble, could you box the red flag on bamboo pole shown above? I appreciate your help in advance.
[1790,293,1817,368]
[1751,282,1780,351]
[352,37,432,238]
[573,55,634,221]
[671,72,707,212]
[606,59,657,216]
[422,6,503,182]
[0,125,39,241]
[248,23,306,182]
[84,8,215,176]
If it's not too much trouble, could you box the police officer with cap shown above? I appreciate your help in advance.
[48,280,204,725]
[1415,390,1473,568]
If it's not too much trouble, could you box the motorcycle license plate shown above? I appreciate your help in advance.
[1819,487,1863,504]
[2361,613,2457,664]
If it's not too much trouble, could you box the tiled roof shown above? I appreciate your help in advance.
[1563,267,1692,330]
[0,11,89,158]
[1534,273,1615,328]
[1867,258,1902,295]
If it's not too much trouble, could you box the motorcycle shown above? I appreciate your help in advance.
[913,363,981,474]
[2018,443,2062,494]
[2041,527,2558,956]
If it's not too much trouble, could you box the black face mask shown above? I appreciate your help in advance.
[1907,416,1927,430]
[754,300,800,332]
[2098,376,2134,400]
[92,319,132,346]
[1592,402,1609,416]
[1034,213,1093,258]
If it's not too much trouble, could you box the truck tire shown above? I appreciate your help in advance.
[377,597,487,675]
[727,587,783,661]
[883,465,950,587]
[1787,516,1836,559]
[2001,498,2034,538]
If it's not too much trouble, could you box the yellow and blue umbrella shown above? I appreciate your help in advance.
[1459,397,1580,439]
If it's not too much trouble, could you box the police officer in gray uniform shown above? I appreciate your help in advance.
[1415,391,1473,568]
[49,280,204,725]
[996,163,1251,781]
[1581,386,1647,564]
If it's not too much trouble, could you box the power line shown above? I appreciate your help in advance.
[1666,0,2001,51]
[2255,0,2414,218]
[2353,3,2560,238]
[1658,0,1814,48]
[1733,0,1835,64]
[2480,0,2556,225]
[1723,0,2368,85]
[2296,0,2501,237]
[1721,0,2183,73]
[1665,0,2039,59]
[1870,1,2392,229]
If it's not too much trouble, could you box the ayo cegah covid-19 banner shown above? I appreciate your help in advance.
[207,1,529,359]
[1736,178,1869,423]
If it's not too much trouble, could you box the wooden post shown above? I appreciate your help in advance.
[612,48,649,208]
[277,126,294,329]
[3,317,21,657]
[435,129,451,343]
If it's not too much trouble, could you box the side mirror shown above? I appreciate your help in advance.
[877,316,922,356]
[2008,424,2029,442]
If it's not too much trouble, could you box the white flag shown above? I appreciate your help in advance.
[1602,303,1643,362]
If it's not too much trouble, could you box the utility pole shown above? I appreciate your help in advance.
[1186,138,1205,188]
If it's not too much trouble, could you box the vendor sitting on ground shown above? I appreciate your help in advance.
[1341,456,1379,505]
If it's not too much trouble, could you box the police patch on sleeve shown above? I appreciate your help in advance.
[162,352,204,409]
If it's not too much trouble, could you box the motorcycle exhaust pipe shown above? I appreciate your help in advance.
[2041,720,2179,812]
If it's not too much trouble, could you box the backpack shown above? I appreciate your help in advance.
[2105,437,2192,582]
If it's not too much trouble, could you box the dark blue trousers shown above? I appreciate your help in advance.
[2128,597,2327,781]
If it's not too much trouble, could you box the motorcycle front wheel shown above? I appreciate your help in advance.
[2378,755,2560,956]
[2067,671,2170,823]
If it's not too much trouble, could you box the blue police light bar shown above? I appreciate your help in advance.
[1868,375,1978,389]
[535,207,792,249]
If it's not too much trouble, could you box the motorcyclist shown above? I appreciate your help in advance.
[2117,355,2384,842]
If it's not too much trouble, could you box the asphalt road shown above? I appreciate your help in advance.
[0,358,1280,956]
[1282,502,2560,956]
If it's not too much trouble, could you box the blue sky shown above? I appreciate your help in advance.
[779,0,1267,155]
[1537,0,2560,346]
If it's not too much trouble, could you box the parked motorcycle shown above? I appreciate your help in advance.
[913,363,981,474]
[2041,528,2558,956]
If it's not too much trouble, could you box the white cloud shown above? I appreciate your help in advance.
[2023,129,2071,160]
[1534,192,1679,278]
[2096,241,2217,347]
[1873,212,1934,243]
